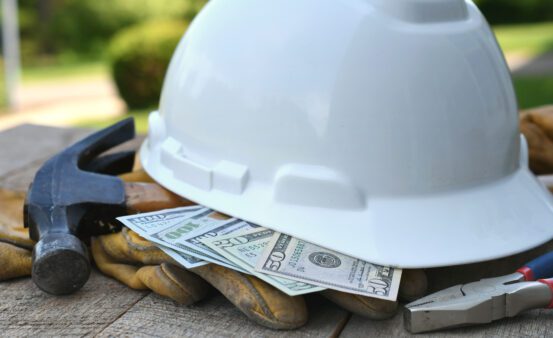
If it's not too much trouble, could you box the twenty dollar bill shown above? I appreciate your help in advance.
[201,227,324,296]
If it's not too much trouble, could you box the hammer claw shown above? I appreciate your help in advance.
[82,150,136,176]
[69,117,135,165]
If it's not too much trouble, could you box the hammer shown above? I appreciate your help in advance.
[25,118,190,295]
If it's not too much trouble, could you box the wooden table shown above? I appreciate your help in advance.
[2,124,552,337]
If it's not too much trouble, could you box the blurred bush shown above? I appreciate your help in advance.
[109,20,187,109]
[18,0,206,63]
[474,0,553,24]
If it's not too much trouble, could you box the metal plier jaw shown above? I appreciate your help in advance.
[405,251,553,334]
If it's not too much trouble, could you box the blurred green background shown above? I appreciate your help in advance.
[0,0,552,133]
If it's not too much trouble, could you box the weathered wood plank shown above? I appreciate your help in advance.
[0,124,144,192]
[339,306,553,338]
[97,293,350,338]
[0,270,148,337]
[0,124,92,180]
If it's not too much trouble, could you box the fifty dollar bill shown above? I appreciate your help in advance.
[256,233,402,301]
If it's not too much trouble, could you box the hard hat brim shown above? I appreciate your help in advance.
[141,141,553,268]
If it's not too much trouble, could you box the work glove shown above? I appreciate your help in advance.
[0,189,33,280]
[93,227,307,329]
[520,105,553,174]
[92,225,426,327]
[95,169,427,327]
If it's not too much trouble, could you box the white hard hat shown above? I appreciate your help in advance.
[140,0,553,268]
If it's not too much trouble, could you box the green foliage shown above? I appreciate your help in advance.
[17,0,207,61]
[109,20,187,109]
[474,0,553,24]
[513,77,553,109]
[494,22,553,57]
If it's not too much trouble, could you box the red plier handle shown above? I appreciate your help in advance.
[516,251,553,308]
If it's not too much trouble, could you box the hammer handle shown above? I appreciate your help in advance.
[124,182,196,212]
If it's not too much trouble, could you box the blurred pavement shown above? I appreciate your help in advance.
[509,52,553,76]
[0,75,125,131]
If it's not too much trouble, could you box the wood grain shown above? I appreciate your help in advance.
[97,293,350,338]
[0,124,91,181]
[0,124,144,192]
[340,306,553,338]
[0,270,147,337]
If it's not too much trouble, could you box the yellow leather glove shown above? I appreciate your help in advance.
[520,105,553,175]
[92,227,308,329]
[93,225,429,327]
[0,189,33,281]
[91,228,209,305]
[105,169,428,325]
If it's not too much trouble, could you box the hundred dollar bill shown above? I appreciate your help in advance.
[117,206,209,268]
[201,227,324,296]
[256,233,402,301]
[152,210,249,273]
[159,245,209,269]
[118,207,247,272]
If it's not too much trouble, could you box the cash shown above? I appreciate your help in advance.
[117,206,209,268]
[118,206,401,301]
[159,245,208,269]
[118,207,249,272]
[256,233,402,301]
[201,227,324,296]
[177,218,258,271]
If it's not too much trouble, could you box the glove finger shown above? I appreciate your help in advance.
[97,228,173,265]
[125,227,159,249]
[91,237,148,290]
[520,116,553,175]
[522,106,553,140]
[192,264,308,330]
[0,189,24,227]
[399,269,428,302]
[321,290,398,320]
[0,242,32,281]
[0,189,34,249]
[137,263,210,305]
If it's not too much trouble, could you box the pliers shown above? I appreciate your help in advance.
[404,251,553,333]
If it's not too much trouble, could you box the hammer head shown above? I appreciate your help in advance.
[25,118,136,295]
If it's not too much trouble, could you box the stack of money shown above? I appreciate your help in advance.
[118,206,402,300]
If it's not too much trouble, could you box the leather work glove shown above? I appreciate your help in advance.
[96,169,428,328]
[92,225,427,328]
[92,227,307,329]
[520,105,553,175]
[0,189,33,280]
